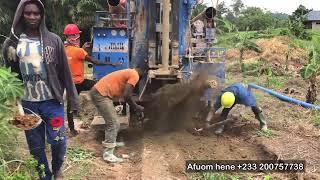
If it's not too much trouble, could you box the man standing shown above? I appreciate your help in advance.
[63,24,118,136]
[206,83,267,134]
[2,0,79,179]
[89,68,144,163]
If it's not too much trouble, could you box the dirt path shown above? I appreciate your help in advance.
[65,115,320,179]
[63,73,320,179]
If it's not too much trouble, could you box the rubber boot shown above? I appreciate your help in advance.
[257,113,267,131]
[103,148,123,163]
[116,141,125,147]
[252,106,267,131]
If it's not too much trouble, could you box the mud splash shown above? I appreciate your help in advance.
[144,73,221,132]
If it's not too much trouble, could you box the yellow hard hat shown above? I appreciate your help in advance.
[221,92,235,108]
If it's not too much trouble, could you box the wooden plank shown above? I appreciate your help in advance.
[91,115,129,131]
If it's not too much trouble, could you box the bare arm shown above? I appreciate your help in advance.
[123,84,144,112]
[85,55,116,66]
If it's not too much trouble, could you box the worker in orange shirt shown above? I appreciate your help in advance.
[89,68,144,163]
[64,24,118,136]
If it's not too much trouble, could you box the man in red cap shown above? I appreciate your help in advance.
[64,24,119,136]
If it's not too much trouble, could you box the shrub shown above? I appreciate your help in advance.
[0,67,38,179]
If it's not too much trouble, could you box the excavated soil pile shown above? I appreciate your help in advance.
[227,36,308,70]
[144,73,220,132]
[257,36,307,66]
[11,115,40,129]
[227,48,259,60]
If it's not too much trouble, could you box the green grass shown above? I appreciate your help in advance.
[266,76,285,90]
[216,33,238,49]
[191,173,240,180]
[65,147,94,179]
[256,129,278,138]
[67,147,94,162]
[313,112,320,128]
[243,62,265,76]
[293,38,311,49]
[308,29,320,36]
[252,91,265,102]
[66,162,93,180]
[216,29,286,48]
[242,76,265,86]
[263,175,272,180]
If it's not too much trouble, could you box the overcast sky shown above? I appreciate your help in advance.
[203,0,319,14]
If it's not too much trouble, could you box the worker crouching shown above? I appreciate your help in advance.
[206,83,267,134]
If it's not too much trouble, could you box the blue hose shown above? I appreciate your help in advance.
[248,83,320,110]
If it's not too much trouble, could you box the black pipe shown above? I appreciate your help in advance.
[108,0,120,7]
[205,7,216,19]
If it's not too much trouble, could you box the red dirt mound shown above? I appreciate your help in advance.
[226,36,308,69]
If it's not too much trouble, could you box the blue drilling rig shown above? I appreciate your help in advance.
[90,0,226,126]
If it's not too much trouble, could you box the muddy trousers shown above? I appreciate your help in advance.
[22,100,66,180]
[67,79,96,131]
[89,88,120,148]
[217,106,267,130]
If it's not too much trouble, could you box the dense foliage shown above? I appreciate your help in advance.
[215,0,288,32]
[288,5,312,40]
[300,36,320,103]
[0,0,106,44]
[0,66,39,179]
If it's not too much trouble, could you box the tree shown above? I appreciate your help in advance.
[216,1,229,19]
[236,7,275,31]
[288,5,312,39]
[217,18,237,33]
[231,0,244,17]
[290,5,312,21]
[300,36,320,104]
[191,4,207,19]
[224,11,236,25]
[271,12,289,28]
[42,0,104,40]
[0,1,20,43]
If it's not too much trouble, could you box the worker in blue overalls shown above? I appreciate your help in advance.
[206,83,267,134]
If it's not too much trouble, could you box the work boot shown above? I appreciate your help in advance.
[53,169,64,180]
[256,113,267,131]
[214,125,225,135]
[116,141,125,147]
[103,148,123,163]
[252,106,267,131]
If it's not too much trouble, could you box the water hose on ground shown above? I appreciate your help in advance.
[248,83,320,110]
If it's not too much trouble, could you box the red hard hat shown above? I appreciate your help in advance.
[64,24,81,35]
